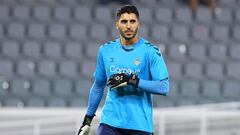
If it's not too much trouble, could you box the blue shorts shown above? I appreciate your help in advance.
[98,123,153,135]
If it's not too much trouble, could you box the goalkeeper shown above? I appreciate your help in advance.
[78,5,169,135]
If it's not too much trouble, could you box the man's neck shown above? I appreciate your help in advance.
[120,36,139,46]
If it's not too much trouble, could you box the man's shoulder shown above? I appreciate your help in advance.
[141,39,162,57]
[102,39,118,47]
[142,39,158,50]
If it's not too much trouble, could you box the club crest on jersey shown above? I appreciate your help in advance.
[134,58,141,66]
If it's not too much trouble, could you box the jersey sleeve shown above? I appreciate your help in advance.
[148,46,169,81]
[94,46,107,81]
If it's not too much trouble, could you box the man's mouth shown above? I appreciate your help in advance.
[125,31,132,35]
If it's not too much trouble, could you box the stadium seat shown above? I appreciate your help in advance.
[197,98,217,105]
[22,41,41,59]
[28,23,46,40]
[214,8,232,24]
[167,61,183,79]
[202,80,221,99]
[160,0,180,6]
[12,5,31,21]
[196,7,212,24]
[48,97,67,107]
[223,81,240,100]
[74,6,92,23]
[168,43,187,61]
[26,98,45,107]
[80,60,96,78]
[59,60,78,78]
[48,23,67,40]
[2,41,20,59]
[154,97,175,108]
[168,81,179,99]
[0,23,3,38]
[235,9,240,23]
[0,80,10,97]
[226,63,240,80]
[32,79,51,97]
[138,7,153,24]
[90,24,108,41]
[94,6,112,23]
[64,41,83,60]
[4,98,24,107]
[7,22,26,39]
[192,25,209,43]
[59,0,79,5]
[180,80,200,98]
[53,79,73,97]
[219,0,237,7]
[0,60,14,76]
[38,60,57,78]
[16,60,36,77]
[10,79,31,97]
[110,25,118,39]
[18,0,36,5]
[171,25,190,43]
[0,5,10,21]
[53,6,71,22]
[33,5,51,22]
[175,7,193,24]
[69,24,88,41]
[139,24,150,39]
[184,62,203,79]
[205,62,224,80]
[212,25,230,42]
[75,79,92,97]
[176,99,197,106]
[188,44,207,61]
[155,7,173,24]
[151,25,169,42]
[86,43,100,59]
[229,44,240,60]
[232,25,240,41]
[138,0,158,6]
[43,41,63,59]
[69,98,88,107]
[208,44,227,61]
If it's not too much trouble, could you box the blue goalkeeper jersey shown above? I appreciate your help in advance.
[94,38,169,133]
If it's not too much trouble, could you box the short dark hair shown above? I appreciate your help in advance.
[116,5,139,20]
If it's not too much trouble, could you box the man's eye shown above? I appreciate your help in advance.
[121,20,127,23]
[130,20,136,23]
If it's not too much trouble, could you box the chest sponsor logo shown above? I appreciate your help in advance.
[109,65,140,74]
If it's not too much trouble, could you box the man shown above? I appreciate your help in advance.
[78,5,169,135]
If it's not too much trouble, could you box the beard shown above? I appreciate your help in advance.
[119,28,138,41]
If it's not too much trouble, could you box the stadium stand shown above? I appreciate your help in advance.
[0,0,239,110]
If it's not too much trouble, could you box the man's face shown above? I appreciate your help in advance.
[116,13,140,41]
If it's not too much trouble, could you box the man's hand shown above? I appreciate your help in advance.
[107,73,139,90]
[77,115,94,135]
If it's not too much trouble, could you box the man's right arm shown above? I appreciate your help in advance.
[86,79,106,116]
[78,45,107,135]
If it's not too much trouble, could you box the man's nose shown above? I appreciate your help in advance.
[126,22,131,28]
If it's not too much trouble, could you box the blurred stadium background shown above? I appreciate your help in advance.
[0,0,240,134]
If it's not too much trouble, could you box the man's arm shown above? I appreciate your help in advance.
[78,45,106,135]
[86,79,106,116]
[107,73,169,95]
[138,78,169,95]
[77,79,106,135]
